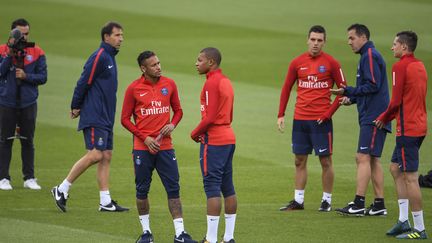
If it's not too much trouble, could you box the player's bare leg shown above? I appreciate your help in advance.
[66,149,103,183]
[319,155,333,193]
[404,172,422,211]
[97,150,112,191]
[390,163,407,199]
[168,198,183,219]
[370,156,384,199]
[295,154,308,190]
[355,153,371,196]
[207,197,222,216]
[224,194,237,214]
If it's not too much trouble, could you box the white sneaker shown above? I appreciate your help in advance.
[0,178,13,190]
[23,178,41,190]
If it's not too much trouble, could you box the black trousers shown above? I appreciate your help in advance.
[0,103,37,181]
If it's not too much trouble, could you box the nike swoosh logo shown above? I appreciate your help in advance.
[100,205,116,211]
[108,65,114,69]
[348,208,364,214]
[175,238,185,243]
[360,146,368,150]
[368,209,386,215]
[300,67,308,70]
[140,92,148,97]
[319,148,327,152]
[54,189,62,201]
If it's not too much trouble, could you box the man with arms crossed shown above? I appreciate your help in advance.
[51,21,128,213]
[332,23,390,216]
[122,50,197,243]
[375,31,428,239]
[278,25,346,212]
[191,47,237,243]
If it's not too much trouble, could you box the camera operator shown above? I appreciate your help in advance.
[0,18,47,190]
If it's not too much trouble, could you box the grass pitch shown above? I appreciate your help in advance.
[0,0,431,242]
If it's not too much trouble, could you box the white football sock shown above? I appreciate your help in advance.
[206,215,219,243]
[322,192,332,204]
[139,214,151,233]
[294,189,305,204]
[58,179,71,194]
[99,190,112,206]
[223,214,236,242]
[173,217,184,237]
[398,199,409,222]
[412,210,425,232]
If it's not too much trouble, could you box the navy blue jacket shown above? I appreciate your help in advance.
[0,44,47,108]
[71,42,119,131]
[345,41,391,132]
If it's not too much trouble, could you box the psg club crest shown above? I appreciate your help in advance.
[161,87,168,96]
[26,55,33,62]
[135,156,141,165]
[318,65,326,73]
[97,137,104,146]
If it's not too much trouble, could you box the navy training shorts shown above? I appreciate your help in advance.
[291,119,333,156]
[133,149,180,199]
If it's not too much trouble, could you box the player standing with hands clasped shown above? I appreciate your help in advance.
[121,50,197,243]
[278,25,346,212]
[191,47,237,243]
[375,31,428,239]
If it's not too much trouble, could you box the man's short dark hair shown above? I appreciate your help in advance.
[308,25,326,40]
[101,21,123,41]
[347,23,370,40]
[137,51,156,66]
[396,31,418,52]
[11,18,30,30]
[200,47,222,66]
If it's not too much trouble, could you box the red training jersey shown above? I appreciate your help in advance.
[121,75,183,150]
[376,54,428,137]
[278,51,346,120]
[191,69,236,145]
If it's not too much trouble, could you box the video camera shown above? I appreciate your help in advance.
[7,28,35,53]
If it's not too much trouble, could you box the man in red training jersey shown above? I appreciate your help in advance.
[375,31,428,240]
[277,25,346,212]
[191,47,237,243]
[122,51,197,243]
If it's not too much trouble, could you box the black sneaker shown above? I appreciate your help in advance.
[99,200,129,212]
[335,202,365,216]
[318,200,331,212]
[221,239,236,243]
[279,199,304,211]
[174,231,197,243]
[51,186,67,212]
[386,220,411,236]
[136,230,154,243]
[365,203,387,216]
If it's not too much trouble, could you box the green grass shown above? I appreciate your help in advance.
[0,0,431,242]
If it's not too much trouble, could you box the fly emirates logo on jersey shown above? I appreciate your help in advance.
[298,75,329,89]
[140,100,170,116]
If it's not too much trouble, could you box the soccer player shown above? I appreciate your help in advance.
[191,47,237,243]
[375,31,428,239]
[277,25,346,212]
[51,22,128,213]
[121,51,197,243]
[332,23,390,216]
